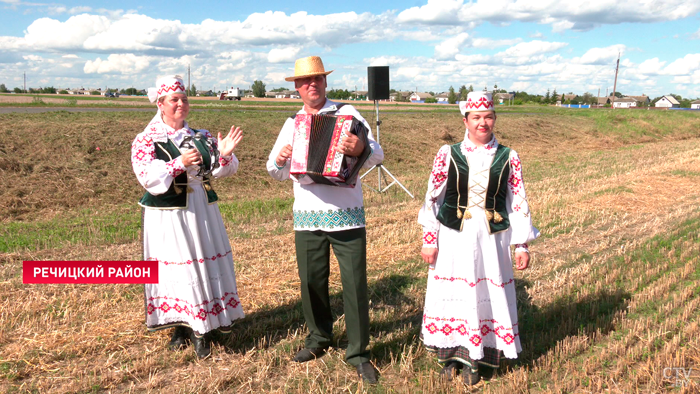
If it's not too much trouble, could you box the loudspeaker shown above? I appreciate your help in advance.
[367,66,390,100]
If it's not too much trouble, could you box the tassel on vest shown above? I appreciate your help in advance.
[485,210,504,223]
[457,208,472,220]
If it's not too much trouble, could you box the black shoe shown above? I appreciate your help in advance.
[463,366,481,386]
[190,331,211,359]
[168,326,190,351]
[292,347,327,363]
[356,362,378,384]
[439,361,462,382]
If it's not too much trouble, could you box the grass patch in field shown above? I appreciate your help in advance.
[218,197,293,225]
[593,185,634,196]
[0,207,139,253]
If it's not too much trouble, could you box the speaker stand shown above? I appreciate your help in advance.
[360,100,414,198]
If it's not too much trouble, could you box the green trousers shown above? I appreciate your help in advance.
[294,228,370,366]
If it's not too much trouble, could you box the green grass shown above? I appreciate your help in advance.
[0,207,140,253]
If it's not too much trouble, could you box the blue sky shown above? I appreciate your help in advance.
[1,0,699,99]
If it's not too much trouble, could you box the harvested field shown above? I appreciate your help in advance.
[1,106,699,393]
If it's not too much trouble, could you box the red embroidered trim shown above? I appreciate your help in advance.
[165,159,185,177]
[423,231,437,245]
[508,156,523,195]
[147,292,241,320]
[220,156,233,167]
[153,250,233,265]
[514,243,528,249]
[432,275,514,288]
[430,148,448,188]
[157,81,186,96]
[423,318,519,344]
[464,97,494,110]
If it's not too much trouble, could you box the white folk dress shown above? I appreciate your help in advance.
[417,133,539,362]
[131,111,245,336]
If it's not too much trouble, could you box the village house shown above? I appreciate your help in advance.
[655,95,680,108]
[494,92,514,104]
[435,92,449,103]
[690,100,700,109]
[628,95,650,105]
[391,91,412,102]
[409,92,434,102]
[613,97,638,109]
[562,94,577,103]
[596,97,611,106]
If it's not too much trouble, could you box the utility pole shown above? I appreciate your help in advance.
[597,88,600,107]
[611,52,620,109]
[23,72,26,93]
[187,65,191,95]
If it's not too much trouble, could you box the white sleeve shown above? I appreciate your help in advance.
[417,145,451,248]
[506,149,540,245]
[266,117,294,181]
[131,133,186,195]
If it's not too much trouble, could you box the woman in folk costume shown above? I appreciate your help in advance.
[131,75,245,358]
[418,91,539,384]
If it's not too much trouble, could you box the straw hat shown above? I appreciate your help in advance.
[459,91,495,115]
[284,56,334,82]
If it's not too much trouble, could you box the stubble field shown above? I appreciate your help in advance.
[1,104,699,393]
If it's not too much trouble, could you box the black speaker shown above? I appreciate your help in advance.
[367,66,390,100]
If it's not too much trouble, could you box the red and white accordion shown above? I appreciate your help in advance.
[290,114,371,187]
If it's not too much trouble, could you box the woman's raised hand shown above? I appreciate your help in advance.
[181,148,202,167]
[218,126,243,157]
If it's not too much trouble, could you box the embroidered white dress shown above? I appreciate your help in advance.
[417,133,539,361]
[131,111,245,335]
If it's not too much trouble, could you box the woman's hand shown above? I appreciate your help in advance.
[276,144,293,167]
[218,126,243,157]
[181,148,202,167]
[514,251,530,270]
[421,247,438,265]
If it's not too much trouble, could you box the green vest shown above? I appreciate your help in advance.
[436,143,511,233]
[139,130,218,209]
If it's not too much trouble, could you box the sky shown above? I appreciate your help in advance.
[1,0,699,99]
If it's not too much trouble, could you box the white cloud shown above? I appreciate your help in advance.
[365,56,408,67]
[577,45,625,65]
[70,6,92,14]
[396,0,700,32]
[637,58,666,75]
[434,32,470,60]
[664,54,700,75]
[267,47,301,63]
[84,54,150,74]
[264,72,287,84]
[499,40,567,58]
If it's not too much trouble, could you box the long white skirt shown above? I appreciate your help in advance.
[421,210,521,360]
[142,177,244,335]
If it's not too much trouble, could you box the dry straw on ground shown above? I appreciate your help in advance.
[1,106,699,393]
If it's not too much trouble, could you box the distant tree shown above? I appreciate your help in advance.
[680,99,691,108]
[59,90,69,94]
[425,97,438,103]
[582,92,595,105]
[447,86,457,104]
[14,87,22,93]
[544,89,550,105]
[188,83,197,96]
[551,89,558,104]
[90,90,101,95]
[0,84,7,93]
[122,87,139,95]
[252,80,266,98]
[571,96,581,105]
[610,91,623,98]
[459,85,468,101]
[40,86,57,94]
[270,87,286,92]
[468,85,474,93]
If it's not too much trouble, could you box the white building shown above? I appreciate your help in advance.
[655,95,680,108]
[613,97,637,109]
[691,100,700,110]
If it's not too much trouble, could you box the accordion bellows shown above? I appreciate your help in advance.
[290,114,371,187]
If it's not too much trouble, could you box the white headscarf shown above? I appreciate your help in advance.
[147,75,187,103]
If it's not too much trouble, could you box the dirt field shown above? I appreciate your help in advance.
[1,107,699,393]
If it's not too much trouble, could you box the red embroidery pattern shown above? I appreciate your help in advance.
[464,96,494,110]
[432,275,514,288]
[423,231,437,245]
[157,80,186,96]
[147,292,241,320]
[165,159,185,177]
[132,135,158,181]
[514,243,528,249]
[430,148,448,188]
[508,156,523,195]
[220,156,233,167]
[423,316,519,345]
[153,250,233,265]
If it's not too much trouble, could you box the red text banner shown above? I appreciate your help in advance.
[23,261,158,284]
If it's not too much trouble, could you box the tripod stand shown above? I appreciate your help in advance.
[360,100,414,198]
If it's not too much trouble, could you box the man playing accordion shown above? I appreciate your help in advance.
[266,56,384,383]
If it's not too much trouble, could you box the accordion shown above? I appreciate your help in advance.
[290,114,371,187]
